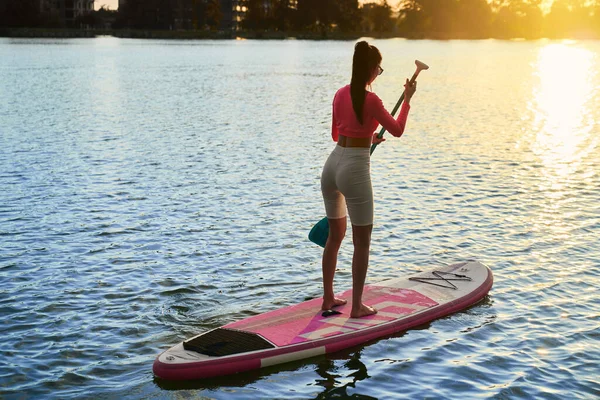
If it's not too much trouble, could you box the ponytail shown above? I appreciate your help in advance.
[350,41,382,125]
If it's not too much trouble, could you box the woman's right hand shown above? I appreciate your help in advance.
[404,78,417,102]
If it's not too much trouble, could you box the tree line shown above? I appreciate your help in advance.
[2,0,599,39]
[243,0,600,39]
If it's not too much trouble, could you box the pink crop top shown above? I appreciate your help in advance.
[331,85,410,142]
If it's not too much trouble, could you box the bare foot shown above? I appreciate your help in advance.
[350,304,377,318]
[321,297,348,310]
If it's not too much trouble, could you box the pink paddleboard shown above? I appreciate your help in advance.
[153,260,493,380]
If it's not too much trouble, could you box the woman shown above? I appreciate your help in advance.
[320,41,417,318]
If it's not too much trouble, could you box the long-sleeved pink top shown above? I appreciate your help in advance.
[331,84,410,142]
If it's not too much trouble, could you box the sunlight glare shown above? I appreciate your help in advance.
[524,43,598,241]
[530,44,596,181]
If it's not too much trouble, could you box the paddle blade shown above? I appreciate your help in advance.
[415,60,429,71]
[308,217,329,248]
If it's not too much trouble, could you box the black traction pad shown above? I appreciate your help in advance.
[183,328,276,357]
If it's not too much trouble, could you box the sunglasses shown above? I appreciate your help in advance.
[377,65,384,76]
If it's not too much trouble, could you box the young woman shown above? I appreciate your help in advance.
[320,41,417,318]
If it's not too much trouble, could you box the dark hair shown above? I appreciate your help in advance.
[351,41,382,125]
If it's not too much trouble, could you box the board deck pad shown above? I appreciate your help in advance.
[225,286,438,346]
[183,328,275,356]
[153,261,493,380]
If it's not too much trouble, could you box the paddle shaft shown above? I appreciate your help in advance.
[370,66,424,155]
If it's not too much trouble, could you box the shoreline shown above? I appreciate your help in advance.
[2,28,599,41]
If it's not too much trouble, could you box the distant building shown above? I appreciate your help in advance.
[225,0,248,31]
[225,0,296,30]
[225,0,298,31]
[40,0,94,26]
[115,0,299,31]
[172,0,247,31]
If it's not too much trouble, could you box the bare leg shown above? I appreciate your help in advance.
[321,217,348,310]
[350,224,377,318]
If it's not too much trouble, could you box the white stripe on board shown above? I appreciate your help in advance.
[370,301,425,311]
[261,346,326,367]
[321,316,380,329]
[298,325,356,340]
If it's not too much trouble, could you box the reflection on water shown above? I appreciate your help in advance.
[314,350,372,400]
[531,43,597,184]
[526,43,599,246]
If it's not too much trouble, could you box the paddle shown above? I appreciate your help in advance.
[309,60,430,248]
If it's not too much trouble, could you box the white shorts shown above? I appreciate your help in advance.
[320,145,373,226]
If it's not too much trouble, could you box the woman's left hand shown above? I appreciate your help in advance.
[372,133,386,145]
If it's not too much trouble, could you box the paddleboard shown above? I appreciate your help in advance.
[153,260,492,380]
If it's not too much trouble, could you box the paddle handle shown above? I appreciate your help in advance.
[370,65,424,155]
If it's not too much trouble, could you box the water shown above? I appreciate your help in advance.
[1,37,599,399]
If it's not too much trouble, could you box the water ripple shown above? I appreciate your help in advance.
[0,38,599,399]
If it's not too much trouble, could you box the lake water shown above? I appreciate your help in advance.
[1,37,599,399]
